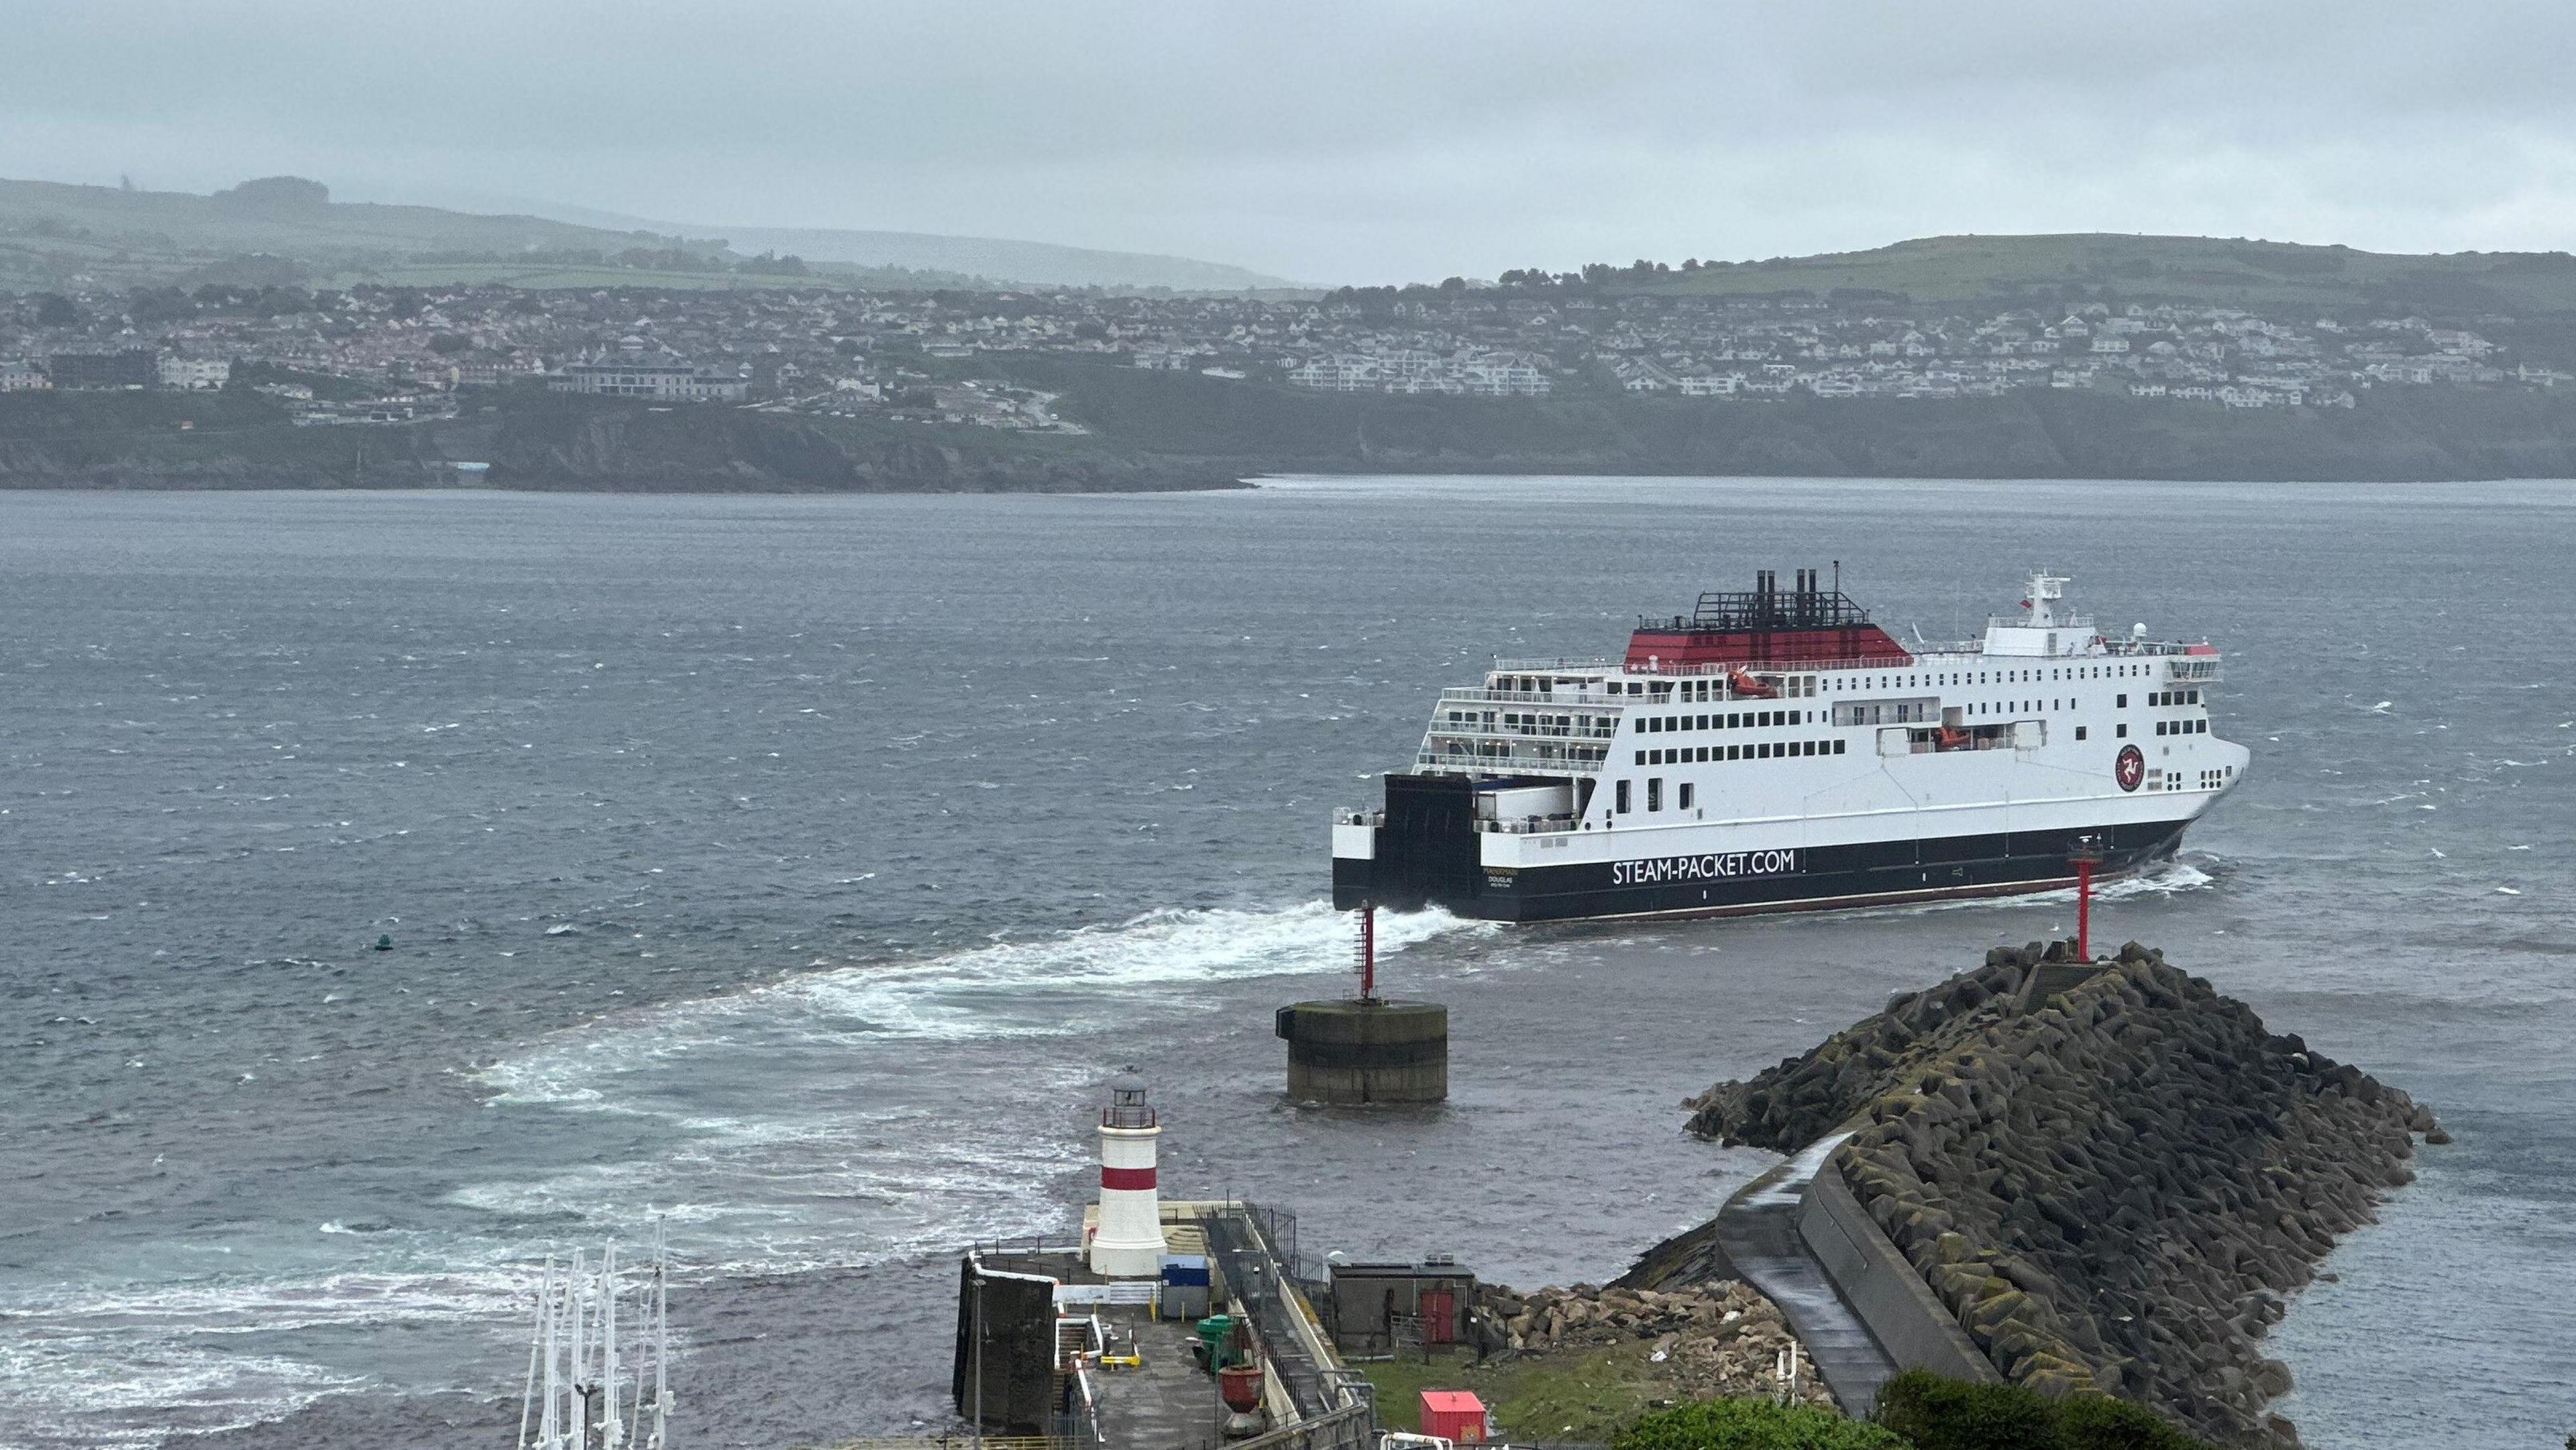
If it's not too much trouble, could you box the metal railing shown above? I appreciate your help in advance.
[1436,686,1627,708]
[1415,747,1605,776]
[1478,813,1581,835]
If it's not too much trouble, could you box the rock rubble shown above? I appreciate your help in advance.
[1684,942,2439,1448]
[1478,1280,1836,1409]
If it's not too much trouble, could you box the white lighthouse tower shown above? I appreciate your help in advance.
[1088,1071,1165,1278]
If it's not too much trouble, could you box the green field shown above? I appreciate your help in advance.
[1359,1343,1680,1443]
[1610,233,2576,314]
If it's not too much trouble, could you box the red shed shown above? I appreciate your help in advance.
[1419,1390,1487,1443]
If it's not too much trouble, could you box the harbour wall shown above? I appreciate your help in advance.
[1676,941,2440,1448]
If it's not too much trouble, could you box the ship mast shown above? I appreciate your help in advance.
[520,1231,674,1450]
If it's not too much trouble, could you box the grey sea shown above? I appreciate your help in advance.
[3,478,2571,1450]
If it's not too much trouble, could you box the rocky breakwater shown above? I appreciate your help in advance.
[1685,942,2441,1448]
[1479,1280,1835,1410]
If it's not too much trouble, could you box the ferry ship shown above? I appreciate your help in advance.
[1331,568,2246,923]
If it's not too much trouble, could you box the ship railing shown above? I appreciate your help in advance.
[1424,720,1619,743]
[1491,656,1622,672]
[1477,813,1582,835]
[1334,808,1384,828]
[1490,653,1924,678]
[1415,747,1606,775]
[1437,686,1629,708]
[1638,654,1919,678]
[2101,639,2217,658]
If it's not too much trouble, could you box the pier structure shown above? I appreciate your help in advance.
[1276,903,1448,1104]
[953,1078,1373,1450]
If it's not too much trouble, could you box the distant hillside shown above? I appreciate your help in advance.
[1622,233,2576,315]
[0,176,733,289]
[667,223,1297,292]
[513,197,1298,291]
[0,175,1300,295]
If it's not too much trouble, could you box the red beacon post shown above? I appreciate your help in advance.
[1356,902,1378,1004]
[2069,835,2106,961]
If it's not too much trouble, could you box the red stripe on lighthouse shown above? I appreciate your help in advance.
[1100,1166,1157,1191]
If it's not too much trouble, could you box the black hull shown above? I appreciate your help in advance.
[1335,774,2194,923]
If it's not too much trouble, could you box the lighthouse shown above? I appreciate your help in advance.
[1088,1071,1165,1278]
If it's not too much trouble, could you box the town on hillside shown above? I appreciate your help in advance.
[1,280,2561,426]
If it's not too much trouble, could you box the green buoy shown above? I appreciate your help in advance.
[374,934,393,951]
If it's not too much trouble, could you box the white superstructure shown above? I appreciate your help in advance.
[1332,569,2247,923]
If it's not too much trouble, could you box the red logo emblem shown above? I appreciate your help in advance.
[2114,744,2145,792]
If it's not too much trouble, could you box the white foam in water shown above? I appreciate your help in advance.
[461,900,1489,1271]
[480,899,1481,1104]
[0,1270,521,1450]
[1837,858,2214,922]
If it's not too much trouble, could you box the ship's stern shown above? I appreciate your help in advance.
[1331,772,1494,916]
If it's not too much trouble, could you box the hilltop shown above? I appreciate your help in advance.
[1596,233,2576,315]
[0,176,1294,295]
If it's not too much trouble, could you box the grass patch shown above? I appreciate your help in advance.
[1358,1342,1693,1443]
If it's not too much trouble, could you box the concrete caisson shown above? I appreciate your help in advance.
[1275,998,1447,1104]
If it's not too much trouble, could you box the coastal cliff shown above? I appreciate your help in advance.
[1674,943,2438,1447]
[15,369,2576,490]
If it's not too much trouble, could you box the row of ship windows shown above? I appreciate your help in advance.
[1615,662,2167,696]
[2151,690,2201,707]
[1835,664,2159,690]
[1509,662,2185,702]
[2157,719,2209,735]
[1640,708,1811,734]
[1635,738,1848,767]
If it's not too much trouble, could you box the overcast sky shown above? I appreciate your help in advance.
[5,1,2573,283]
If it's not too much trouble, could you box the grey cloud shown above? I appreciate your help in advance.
[2,1,2571,282]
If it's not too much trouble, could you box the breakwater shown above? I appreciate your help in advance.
[1675,943,2440,1447]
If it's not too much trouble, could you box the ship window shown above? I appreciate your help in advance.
[2156,721,2167,735]
[1727,744,1741,760]
[2116,724,2128,738]
[1835,739,1847,754]
[1633,751,1646,765]
[1695,746,1709,762]
[1615,780,1631,812]
[2116,694,2127,708]
[1678,782,1695,809]
[2076,725,2088,741]
[2188,690,2201,705]
[1647,778,1663,811]
[1697,713,1709,729]
[1726,712,1740,728]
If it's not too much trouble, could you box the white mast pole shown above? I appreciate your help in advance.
[651,1223,670,1450]
[569,1248,589,1450]
[520,1270,543,1450]
[602,1242,623,1450]
[539,1255,561,1450]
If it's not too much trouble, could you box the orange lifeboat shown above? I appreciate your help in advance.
[1727,666,1778,699]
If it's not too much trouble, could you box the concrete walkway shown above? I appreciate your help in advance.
[1709,1131,1899,1416]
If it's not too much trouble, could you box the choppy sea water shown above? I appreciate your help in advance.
[2,478,2569,1450]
